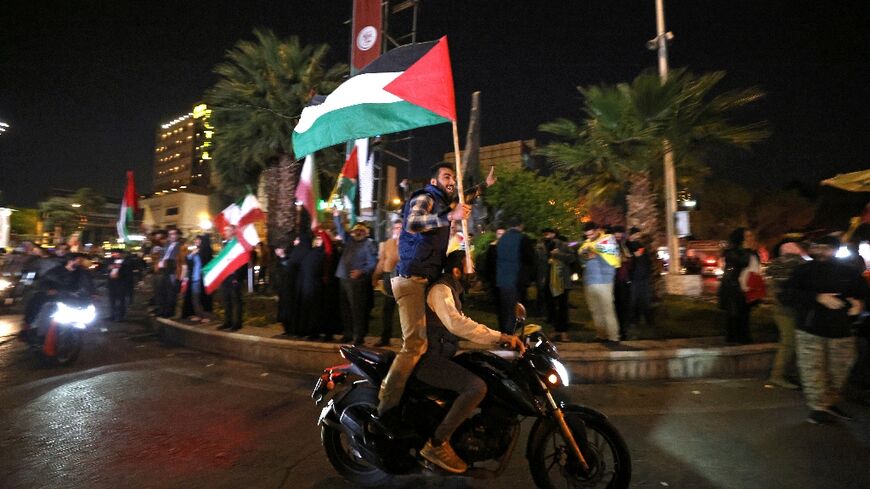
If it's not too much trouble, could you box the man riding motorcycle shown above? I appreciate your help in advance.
[23,253,93,340]
[414,250,524,473]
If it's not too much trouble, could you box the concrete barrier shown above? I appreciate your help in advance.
[155,318,777,383]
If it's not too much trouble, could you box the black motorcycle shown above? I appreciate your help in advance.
[25,294,96,365]
[311,305,631,488]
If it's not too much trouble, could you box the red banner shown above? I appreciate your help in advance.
[351,0,382,73]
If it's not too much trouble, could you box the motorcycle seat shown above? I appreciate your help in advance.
[357,347,396,366]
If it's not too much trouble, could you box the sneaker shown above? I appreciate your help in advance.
[420,439,468,474]
[824,405,854,421]
[806,410,835,424]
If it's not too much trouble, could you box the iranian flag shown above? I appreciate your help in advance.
[203,195,264,295]
[292,36,456,157]
[116,170,137,242]
[295,154,320,230]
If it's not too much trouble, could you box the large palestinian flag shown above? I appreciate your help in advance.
[292,36,456,158]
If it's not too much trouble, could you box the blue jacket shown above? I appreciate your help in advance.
[583,253,616,285]
[395,184,452,281]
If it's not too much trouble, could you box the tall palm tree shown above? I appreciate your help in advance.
[205,29,347,244]
[539,69,768,241]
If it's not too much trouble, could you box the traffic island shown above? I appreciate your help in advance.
[154,317,778,383]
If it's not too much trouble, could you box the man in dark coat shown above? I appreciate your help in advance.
[495,216,536,334]
[106,250,134,321]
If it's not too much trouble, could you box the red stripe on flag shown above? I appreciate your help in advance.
[342,145,359,179]
[384,36,456,121]
[205,252,249,295]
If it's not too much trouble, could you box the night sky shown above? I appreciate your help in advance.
[1,1,867,206]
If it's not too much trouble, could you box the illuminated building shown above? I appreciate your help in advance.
[152,103,214,192]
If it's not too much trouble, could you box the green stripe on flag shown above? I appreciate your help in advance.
[292,101,449,157]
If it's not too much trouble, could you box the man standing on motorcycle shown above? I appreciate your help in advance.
[416,250,525,473]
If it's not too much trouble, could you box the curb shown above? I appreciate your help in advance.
[154,317,778,383]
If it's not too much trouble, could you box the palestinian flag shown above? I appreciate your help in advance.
[328,144,361,223]
[116,170,137,242]
[292,36,456,158]
[295,154,320,230]
[203,195,264,295]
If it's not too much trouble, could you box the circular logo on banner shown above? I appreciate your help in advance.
[356,26,378,51]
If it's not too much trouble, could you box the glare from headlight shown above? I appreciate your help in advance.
[52,303,96,326]
[552,359,570,386]
[0,278,10,290]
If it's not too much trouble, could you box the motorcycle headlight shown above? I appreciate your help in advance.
[0,278,10,290]
[547,359,571,387]
[52,302,96,326]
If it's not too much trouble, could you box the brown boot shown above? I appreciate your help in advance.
[420,439,468,474]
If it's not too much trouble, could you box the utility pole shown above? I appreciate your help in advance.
[651,0,680,277]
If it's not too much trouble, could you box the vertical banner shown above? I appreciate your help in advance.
[351,0,382,74]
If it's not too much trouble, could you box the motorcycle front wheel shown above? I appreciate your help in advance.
[528,412,631,489]
[38,327,82,366]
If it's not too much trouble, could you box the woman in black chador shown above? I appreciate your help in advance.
[285,232,312,336]
[718,227,761,344]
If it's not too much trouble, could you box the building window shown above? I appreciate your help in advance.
[165,207,179,216]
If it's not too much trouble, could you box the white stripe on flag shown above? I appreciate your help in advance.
[294,72,402,134]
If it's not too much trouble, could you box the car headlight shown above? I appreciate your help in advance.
[0,278,11,291]
[548,359,571,387]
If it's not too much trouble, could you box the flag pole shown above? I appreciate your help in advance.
[451,120,474,273]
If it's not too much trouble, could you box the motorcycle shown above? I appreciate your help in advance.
[311,304,631,488]
[25,295,96,365]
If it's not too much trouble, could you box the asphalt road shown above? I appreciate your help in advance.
[1,308,869,489]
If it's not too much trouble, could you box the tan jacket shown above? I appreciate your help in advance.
[374,237,399,277]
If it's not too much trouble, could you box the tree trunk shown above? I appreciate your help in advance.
[625,170,665,298]
[264,153,301,246]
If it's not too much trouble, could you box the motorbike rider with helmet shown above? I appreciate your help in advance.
[415,250,525,474]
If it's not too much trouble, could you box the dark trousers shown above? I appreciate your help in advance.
[614,280,632,338]
[221,280,243,329]
[414,353,487,444]
[498,286,520,334]
[157,272,178,318]
[549,291,570,332]
[340,277,370,341]
[725,299,752,344]
[629,279,655,327]
[108,283,128,320]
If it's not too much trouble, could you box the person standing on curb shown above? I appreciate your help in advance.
[765,241,807,389]
[579,221,621,344]
[217,225,247,332]
[784,235,868,424]
[540,228,576,342]
[495,216,537,334]
[373,219,402,347]
[626,228,656,332]
[719,227,761,344]
[333,212,377,346]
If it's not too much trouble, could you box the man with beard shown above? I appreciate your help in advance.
[375,163,490,428]
[333,215,377,345]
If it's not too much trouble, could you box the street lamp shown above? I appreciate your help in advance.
[648,0,680,277]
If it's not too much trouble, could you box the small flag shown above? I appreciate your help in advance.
[295,154,321,230]
[117,170,137,242]
[203,195,264,295]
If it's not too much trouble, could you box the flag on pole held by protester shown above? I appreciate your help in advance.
[295,154,321,230]
[328,143,362,224]
[203,195,264,295]
[116,170,137,242]
[292,36,457,158]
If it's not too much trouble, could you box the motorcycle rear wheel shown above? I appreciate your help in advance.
[321,424,394,487]
[528,414,631,489]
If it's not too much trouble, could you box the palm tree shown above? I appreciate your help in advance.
[539,69,768,242]
[205,29,347,244]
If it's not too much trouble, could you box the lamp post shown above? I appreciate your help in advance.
[649,0,680,277]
